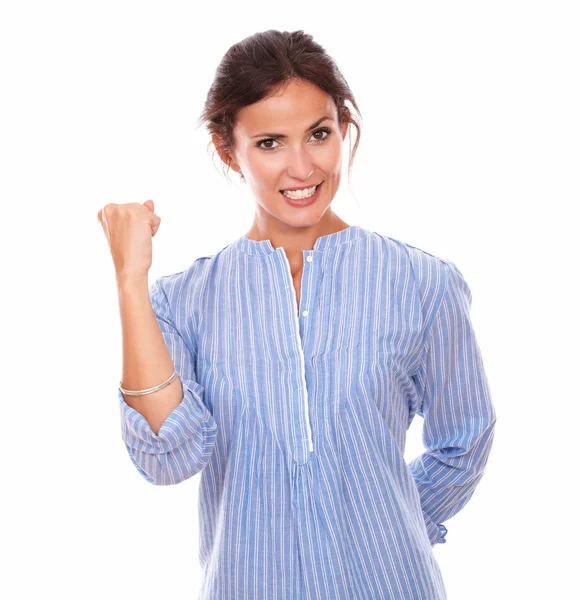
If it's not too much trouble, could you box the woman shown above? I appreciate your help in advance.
[98,29,496,600]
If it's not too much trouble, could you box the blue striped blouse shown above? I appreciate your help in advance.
[118,224,496,600]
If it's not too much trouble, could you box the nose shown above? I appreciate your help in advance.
[286,147,316,181]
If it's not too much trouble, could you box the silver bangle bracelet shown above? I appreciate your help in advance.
[119,369,178,396]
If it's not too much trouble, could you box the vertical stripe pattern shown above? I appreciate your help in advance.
[118,225,497,600]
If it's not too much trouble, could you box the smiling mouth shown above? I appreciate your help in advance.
[279,182,322,194]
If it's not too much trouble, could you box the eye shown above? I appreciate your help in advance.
[311,127,331,143]
[256,127,332,151]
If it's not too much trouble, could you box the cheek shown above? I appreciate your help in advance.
[322,142,343,173]
[253,155,281,177]
[246,156,278,187]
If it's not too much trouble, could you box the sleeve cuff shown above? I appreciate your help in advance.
[423,512,448,546]
[119,378,217,455]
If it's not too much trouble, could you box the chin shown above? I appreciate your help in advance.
[281,210,327,229]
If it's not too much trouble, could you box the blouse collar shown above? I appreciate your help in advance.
[232,224,368,257]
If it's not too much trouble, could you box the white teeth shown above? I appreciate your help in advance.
[282,184,318,199]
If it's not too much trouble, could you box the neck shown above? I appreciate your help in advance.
[245,212,351,253]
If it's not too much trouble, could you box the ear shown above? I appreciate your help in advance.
[340,107,351,141]
[212,133,241,173]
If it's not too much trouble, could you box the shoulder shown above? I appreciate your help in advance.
[369,229,451,286]
[149,253,219,335]
[153,251,220,296]
[368,230,466,321]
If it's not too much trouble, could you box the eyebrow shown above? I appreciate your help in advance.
[250,116,333,139]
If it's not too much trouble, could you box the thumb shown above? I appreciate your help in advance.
[143,199,155,213]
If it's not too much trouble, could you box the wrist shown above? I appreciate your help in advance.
[116,271,149,291]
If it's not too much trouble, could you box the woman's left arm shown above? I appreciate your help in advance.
[408,260,497,546]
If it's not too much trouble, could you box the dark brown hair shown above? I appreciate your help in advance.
[196,29,362,188]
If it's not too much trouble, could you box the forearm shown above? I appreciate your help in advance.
[117,274,183,435]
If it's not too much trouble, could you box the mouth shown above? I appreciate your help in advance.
[279,181,324,207]
[279,181,323,194]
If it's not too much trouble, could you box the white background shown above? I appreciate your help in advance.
[2,1,579,598]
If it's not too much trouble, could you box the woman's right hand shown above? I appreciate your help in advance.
[97,200,161,279]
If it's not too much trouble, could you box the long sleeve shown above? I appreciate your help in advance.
[119,277,218,485]
[408,260,497,546]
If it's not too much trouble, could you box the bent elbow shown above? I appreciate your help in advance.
[124,426,218,486]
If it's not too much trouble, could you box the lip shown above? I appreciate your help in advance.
[280,181,323,208]
[280,181,322,192]
[279,181,323,192]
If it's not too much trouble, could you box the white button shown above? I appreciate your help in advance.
[306,255,313,262]
[302,310,309,317]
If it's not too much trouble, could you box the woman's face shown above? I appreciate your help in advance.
[215,78,349,229]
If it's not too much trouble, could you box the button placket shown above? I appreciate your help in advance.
[297,250,315,458]
[278,248,315,464]
[302,255,313,318]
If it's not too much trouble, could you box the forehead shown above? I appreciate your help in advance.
[235,79,337,135]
